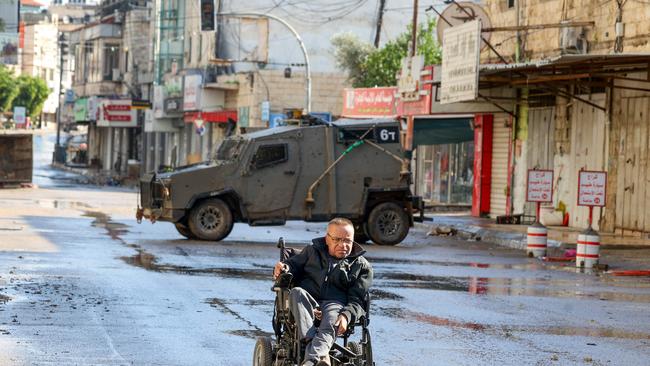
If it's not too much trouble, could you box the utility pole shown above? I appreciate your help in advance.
[374,0,386,47]
[410,0,418,57]
[53,32,66,164]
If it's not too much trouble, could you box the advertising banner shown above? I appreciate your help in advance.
[342,87,397,118]
[97,99,137,128]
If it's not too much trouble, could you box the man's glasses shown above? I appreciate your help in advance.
[327,233,354,245]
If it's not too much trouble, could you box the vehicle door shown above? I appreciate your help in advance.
[242,140,300,218]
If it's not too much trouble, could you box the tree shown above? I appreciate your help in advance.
[331,33,375,87]
[332,17,442,88]
[12,75,50,119]
[0,66,18,113]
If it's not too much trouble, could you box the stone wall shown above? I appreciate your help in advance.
[482,0,650,62]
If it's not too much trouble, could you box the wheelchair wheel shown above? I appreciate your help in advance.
[346,342,363,366]
[362,329,373,366]
[253,336,274,366]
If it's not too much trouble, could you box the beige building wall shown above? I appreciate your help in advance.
[218,69,349,129]
[482,0,650,62]
[21,23,59,116]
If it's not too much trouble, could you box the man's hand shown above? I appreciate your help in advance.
[334,314,348,336]
[313,308,322,321]
[273,262,288,280]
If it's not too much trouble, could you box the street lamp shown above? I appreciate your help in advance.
[217,12,312,113]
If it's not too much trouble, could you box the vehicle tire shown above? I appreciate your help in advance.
[347,341,363,366]
[253,336,274,366]
[353,223,370,244]
[188,198,234,241]
[366,202,409,246]
[174,223,195,239]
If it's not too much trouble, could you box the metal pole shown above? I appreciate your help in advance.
[217,12,312,113]
[54,32,65,164]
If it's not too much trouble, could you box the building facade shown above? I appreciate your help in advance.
[143,0,414,173]
[417,1,650,235]
[68,0,152,176]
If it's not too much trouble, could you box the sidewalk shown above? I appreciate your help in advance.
[417,212,650,250]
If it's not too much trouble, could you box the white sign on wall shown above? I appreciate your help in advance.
[526,170,554,202]
[578,171,607,207]
[13,106,26,125]
[440,19,481,104]
[183,74,203,111]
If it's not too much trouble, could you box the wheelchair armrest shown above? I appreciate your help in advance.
[272,272,293,290]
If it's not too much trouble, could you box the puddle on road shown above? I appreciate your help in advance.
[397,310,650,341]
[83,211,129,242]
[376,272,650,303]
[120,250,269,280]
[368,256,524,270]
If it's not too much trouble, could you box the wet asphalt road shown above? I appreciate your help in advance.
[1,132,650,365]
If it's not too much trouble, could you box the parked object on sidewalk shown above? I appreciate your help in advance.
[564,249,577,258]
[541,256,574,262]
[137,118,423,246]
[0,134,33,184]
[527,223,548,258]
[577,229,600,269]
[427,225,457,236]
[608,270,650,277]
[540,207,564,226]
[64,134,88,166]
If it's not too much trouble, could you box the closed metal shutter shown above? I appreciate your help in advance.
[489,116,511,218]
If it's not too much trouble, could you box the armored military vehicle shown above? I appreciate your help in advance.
[137,118,422,245]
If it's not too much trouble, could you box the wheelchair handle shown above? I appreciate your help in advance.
[277,237,285,249]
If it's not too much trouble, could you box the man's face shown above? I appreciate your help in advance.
[325,223,354,259]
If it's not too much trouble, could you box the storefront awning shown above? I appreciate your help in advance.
[413,117,474,146]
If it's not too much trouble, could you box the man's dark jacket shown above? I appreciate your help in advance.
[284,237,373,324]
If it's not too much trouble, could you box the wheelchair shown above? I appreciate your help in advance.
[253,238,374,366]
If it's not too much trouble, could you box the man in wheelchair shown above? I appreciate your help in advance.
[262,218,373,366]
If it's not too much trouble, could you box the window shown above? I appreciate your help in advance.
[103,44,120,81]
[507,0,515,8]
[250,144,288,170]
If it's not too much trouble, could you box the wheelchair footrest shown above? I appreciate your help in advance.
[332,342,357,358]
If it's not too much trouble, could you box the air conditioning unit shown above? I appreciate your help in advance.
[112,68,122,82]
[560,26,588,54]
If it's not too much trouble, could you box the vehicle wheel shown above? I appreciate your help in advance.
[188,198,234,241]
[366,202,409,246]
[253,336,274,366]
[347,341,363,366]
[353,223,370,244]
[362,329,373,366]
[174,223,195,239]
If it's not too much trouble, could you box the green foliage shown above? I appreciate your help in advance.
[332,17,442,88]
[331,33,375,87]
[12,75,50,118]
[0,66,19,112]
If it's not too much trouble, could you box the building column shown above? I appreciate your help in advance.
[472,114,493,217]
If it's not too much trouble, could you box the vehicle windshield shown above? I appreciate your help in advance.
[214,138,245,161]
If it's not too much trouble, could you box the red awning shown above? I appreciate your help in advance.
[184,110,237,124]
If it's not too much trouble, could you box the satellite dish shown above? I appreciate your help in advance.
[436,2,491,50]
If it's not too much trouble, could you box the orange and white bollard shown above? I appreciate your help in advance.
[527,223,548,258]
[576,230,600,269]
